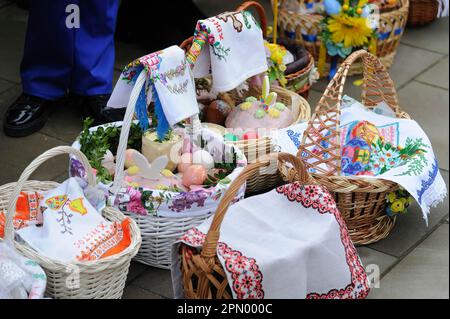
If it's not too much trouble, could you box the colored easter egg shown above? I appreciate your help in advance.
[350,121,382,146]
[182,165,207,187]
[224,133,239,142]
[125,149,139,168]
[177,153,193,173]
[341,137,371,176]
[243,132,259,140]
[192,150,215,169]
[203,100,231,126]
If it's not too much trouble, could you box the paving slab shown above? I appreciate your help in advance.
[401,18,449,55]
[356,247,398,277]
[389,44,444,89]
[368,224,449,299]
[416,56,449,90]
[126,261,152,284]
[132,267,174,299]
[0,132,69,183]
[368,169,449,258]
[122,284,164,299]
[0,78,14,94]
[0,85,21,120]
[397,81,449,171]
[0,5,27,83]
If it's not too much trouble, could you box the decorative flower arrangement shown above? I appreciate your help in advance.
[318,0,378,77]
[264,41,288,87]
[386,187,413,217]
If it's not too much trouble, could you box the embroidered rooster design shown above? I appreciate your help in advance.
[216,12,244,33]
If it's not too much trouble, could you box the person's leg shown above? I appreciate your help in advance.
[21,0,74,100]
[4,0,75,137]
[70,0,119,97]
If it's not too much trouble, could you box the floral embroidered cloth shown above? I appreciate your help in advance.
[189,10,268,92]
[107,45,199,127]
[16,178,131,263]
[0,241,46,299]
[171,182,370,299]
[273,96,447,222]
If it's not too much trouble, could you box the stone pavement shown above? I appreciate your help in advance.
[0,1,448,299]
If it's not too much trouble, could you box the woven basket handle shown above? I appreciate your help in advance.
[299,50,401,176]
[4,146,95,242]
[200,152,313,259]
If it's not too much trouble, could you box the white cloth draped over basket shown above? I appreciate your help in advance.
[190,10,268,92]
[172,182,370,299]
[273,96,448,223]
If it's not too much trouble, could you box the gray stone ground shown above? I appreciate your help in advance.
[0,1,448,299]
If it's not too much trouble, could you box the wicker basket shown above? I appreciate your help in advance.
[276,0,409,77]
[408,0,440,26]
[280,50,411,245]
[225,84,310,193]
[0,146,141,299]
[70,71,246,270]
[180,152,313,299]
[181,1,312,194]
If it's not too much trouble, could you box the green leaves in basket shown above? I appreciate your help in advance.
[79,117,143,183]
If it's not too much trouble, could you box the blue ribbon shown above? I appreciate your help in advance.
[153,86,170,140]
[328,56,338,81]
[378,28,403,40]
[284,30,296,39]
[302,34,318,42]
[135,83,149,131]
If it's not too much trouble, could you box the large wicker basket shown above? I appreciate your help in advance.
[181,1,312,194]
[0,146,141,299]
[280,50,411,245]
[276,0,409,77]
[180,152,313,299]
[70,71,246,270]
[408,0,440,26]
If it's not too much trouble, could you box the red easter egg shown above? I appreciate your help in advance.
[177,153,193,173]
[243,132,259,140]
[182,165,207,187]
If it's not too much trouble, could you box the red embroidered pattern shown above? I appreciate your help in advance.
[180,228,264,299]
[276,183,370,299]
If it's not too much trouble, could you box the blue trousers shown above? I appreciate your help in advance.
[21,0,120,100]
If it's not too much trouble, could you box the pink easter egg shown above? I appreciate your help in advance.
[177,153,193,173]
[243,132,259,140]
[182,165,207,187]
[125,149,139,168]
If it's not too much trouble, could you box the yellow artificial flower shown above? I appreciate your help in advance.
[391,199,405,213]
[387,192,397,203]
[328,13,373,48]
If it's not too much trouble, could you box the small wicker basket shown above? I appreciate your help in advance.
[280,50,411,245]
[0,146,141,299]
[180,152,313,299]
[276,0,409,77]
[408,0,440,26]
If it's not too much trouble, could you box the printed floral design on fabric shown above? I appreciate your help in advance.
[180,227,265,299]
[197,21,230,61]
[287,129,302,148]
[276,182,370,299]
[339,121,429,176]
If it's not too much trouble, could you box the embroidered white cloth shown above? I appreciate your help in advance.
[107,45,199,126]
[273,96,447,222]
[0,241,46,299]
[191,11,268,92]
[17,178,131,263]
[172,182,370,299]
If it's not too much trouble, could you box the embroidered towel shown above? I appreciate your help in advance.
[172,182,370,299]
[107,45,199,126]
[17,178,131,263]
[189,10,268,92]
[274,96,447,222]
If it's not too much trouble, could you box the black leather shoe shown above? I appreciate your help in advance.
[3,94,51,137]
[82,94,125,124]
